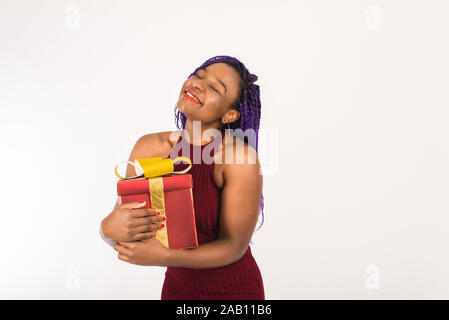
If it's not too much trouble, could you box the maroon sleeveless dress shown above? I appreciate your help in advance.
[161,129,265,300]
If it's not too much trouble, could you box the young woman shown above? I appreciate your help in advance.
[100,55,265,299]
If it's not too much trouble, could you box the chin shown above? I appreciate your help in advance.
[178,98,201,114]
[178,102,195,115]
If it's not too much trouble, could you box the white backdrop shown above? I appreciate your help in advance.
[1,0,448,299]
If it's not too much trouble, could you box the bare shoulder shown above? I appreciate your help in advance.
[135,130,181,154]
[162,130,183,148]
[213,134,261,189]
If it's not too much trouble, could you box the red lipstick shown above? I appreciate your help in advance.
[183,88,201,104]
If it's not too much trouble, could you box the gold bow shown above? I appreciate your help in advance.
[114,156,192,180]
[114,156,192,247]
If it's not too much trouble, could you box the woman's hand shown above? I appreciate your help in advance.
[114,238,170,266]
[101,201,165,242]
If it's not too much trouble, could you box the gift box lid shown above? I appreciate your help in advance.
[117,174,193,196]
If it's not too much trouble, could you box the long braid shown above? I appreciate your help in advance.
[174,55,264,230]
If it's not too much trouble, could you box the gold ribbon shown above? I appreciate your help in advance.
[114,156,192,180]
[114,156,192,248]
[148,177,168,247]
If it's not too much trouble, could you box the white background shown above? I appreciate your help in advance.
[1,0,448,299]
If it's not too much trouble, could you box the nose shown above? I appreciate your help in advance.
[191,77,204,93]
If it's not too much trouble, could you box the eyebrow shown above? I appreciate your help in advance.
[202,66,227,94]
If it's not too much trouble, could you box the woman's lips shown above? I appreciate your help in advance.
[183,89,201,104]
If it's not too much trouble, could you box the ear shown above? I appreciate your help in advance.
[226,110,240,123]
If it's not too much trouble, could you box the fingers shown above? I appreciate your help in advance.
[120,201,147,210]
[116,243,132,262]
[118,254,130,262]
[129,221,165,235]
[130,216,164,228]
[131,224,154,235]
[117,241,133,249]
[132,231,155,241]
[120,201,159,214]
[114,242,133,256]
[130,207,160,218]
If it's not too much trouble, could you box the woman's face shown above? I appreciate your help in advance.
[177,62,242,127]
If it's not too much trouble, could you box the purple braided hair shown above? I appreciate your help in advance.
[174,55,264,230]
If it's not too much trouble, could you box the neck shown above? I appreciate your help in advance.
[183,118,223,146]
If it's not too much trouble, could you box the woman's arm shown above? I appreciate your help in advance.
[166,142,263,269]
[100,132,174,246]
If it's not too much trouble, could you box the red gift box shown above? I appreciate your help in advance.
[117,173,198,249]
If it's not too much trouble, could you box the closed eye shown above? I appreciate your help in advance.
[210,85,219,93]
[194,74,220,95]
